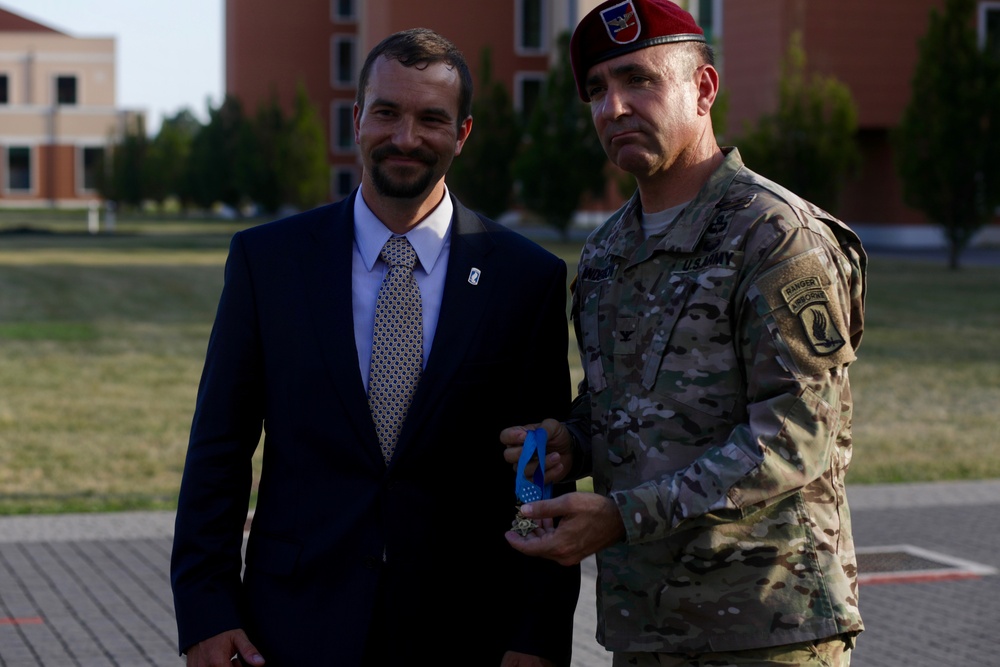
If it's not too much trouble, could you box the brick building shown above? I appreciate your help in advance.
[719,0,1000,246]
[226,0,603,201]
[225,0,1000,247]
[0,7,138,208]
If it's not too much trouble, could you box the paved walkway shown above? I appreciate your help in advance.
[1,479,998,666]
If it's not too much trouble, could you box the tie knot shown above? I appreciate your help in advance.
[381,236,417,270]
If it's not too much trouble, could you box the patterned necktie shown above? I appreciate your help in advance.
[368,236,423,463]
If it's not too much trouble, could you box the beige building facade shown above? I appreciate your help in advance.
[0,7,136,208]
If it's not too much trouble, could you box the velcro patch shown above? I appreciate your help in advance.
[781,277,846,356]
[580,263,618,282]
[755,250,854,375]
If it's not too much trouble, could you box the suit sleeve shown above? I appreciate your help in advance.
[170,233,264,653]
[504,254,581,666]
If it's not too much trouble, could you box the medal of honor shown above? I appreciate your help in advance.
[512,428,550,536]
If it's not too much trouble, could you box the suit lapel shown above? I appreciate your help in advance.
[299,194,382,458]
[397,198,496,452]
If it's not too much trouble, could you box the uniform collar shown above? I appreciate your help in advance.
[607,147,745,258]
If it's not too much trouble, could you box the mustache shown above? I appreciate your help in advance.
[372,145,437,165]
[606,122,642,136]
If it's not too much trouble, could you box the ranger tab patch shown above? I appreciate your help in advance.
[782,275,846,355]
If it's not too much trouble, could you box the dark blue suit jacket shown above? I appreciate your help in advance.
[171,192,580,665]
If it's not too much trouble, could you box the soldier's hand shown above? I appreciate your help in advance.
[500,418,574,485]
[504,491,625,566]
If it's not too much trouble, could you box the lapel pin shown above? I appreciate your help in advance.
[468,267,481,285]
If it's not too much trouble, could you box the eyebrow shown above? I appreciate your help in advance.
[369,97,454,120]
[586,62,651,87]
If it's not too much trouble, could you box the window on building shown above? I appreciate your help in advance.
[7,146,31,191]
[333,167,357,198]
[515,72,545,119]
[980,2,1000,60]
[0,75,8,104]
[81,147,105,191]
[331,101,355,152]
[516,0,547,54]
[332,0,355,21]
[332,36,356,86]
[56,75,77,105]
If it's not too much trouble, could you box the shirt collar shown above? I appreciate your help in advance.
[354,187,454,273]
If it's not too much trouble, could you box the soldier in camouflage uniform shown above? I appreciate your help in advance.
[502,1,866,665]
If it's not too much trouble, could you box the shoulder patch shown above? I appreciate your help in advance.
[754,250,855,374]
[781,275,845,356]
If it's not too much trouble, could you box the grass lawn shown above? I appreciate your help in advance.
[1,211,998,513]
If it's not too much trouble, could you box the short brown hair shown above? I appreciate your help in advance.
[356,28,473,128]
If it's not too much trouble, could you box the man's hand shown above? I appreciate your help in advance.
[505,491,625,566]
[186,629,264,666]
[500,418,574,485]
[501,651,556,667]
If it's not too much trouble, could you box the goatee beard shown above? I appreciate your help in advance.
[370,146,438,199]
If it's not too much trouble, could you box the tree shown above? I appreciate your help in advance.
[894,0,1000,269]
[280,83,330,211]
[513,32,608,237]
[187,95,258,212]
[101,114,149,210]
[250,92,288,214]
[736,31,860,214]
[145,109,200,213]
[447,48,521,219]
[247,84,328,215]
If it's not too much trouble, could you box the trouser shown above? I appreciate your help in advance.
[613,634,855,667]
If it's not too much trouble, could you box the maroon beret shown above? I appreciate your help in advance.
[570,0,705,101]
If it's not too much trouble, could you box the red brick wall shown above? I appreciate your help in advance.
[721,0,947,226]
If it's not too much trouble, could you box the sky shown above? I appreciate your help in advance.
[1,0,223,133]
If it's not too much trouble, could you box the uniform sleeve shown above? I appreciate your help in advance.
[611,222,866,544]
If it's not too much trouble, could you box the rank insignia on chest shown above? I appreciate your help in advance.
[613,315,638,354]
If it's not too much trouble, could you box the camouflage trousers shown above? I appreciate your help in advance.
[612,634,855,667]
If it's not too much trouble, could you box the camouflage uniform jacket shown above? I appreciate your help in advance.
[569,148,867,653]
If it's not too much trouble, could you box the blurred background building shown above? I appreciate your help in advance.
[721,0,1000,246]
[0,7,139,208]
[2,1,997,246]
[224,0,999,246]
[225,0,603,202]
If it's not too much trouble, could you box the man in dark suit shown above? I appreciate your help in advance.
[170,28,579,667]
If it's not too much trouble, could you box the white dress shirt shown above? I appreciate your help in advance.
[352,188,453,390]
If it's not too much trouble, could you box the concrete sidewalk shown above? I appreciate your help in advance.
[1,479,998,666]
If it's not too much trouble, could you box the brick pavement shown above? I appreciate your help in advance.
[1,480,998,666]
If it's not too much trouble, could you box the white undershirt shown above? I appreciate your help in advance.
[640,200,689,238]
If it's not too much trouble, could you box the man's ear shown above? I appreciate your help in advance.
[696,65,720,116]
[353,102,362,144]
[454,116,473,156]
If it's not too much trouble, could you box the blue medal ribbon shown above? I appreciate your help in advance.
[515,428,551,503]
